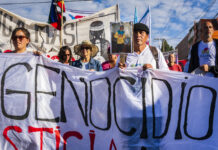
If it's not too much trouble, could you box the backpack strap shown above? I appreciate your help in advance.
[215,39,218,67]
[149,46,159,69]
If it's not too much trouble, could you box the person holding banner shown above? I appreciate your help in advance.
[8,27,41,55]
[102,47,118,71]
[72,40,102,71]
[188,20,218,77]
[9,27,31,53]
[118,23,168,70]
[58,46,75,65]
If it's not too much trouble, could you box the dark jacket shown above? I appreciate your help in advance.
[188,40,218,76]
[71,58,103,71]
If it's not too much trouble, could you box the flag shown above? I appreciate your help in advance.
[48,0,65,30]
[139,6,151,45]
[176,53,179,64]
[63,9,94,21]
[134,7,137,24]
[139,7,150,28]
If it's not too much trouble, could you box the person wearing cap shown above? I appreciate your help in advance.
[72,40,103,71]
[118,23,168,71]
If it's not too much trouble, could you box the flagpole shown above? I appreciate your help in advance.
[60,0,64,48]
[149,5,151,46]
[134,6,137,24]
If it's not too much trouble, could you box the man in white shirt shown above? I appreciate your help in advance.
[188,20,218,77]
[118,23,168,70]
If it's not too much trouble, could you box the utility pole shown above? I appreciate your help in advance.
[154,38,165,52]
[214,12,218,18]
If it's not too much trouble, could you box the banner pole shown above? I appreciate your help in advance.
[60,0,64,48]
[149,5,151,46]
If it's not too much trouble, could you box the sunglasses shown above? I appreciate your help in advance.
[65,54,70,56]
[12,36,27,41]
[81,46,91,50]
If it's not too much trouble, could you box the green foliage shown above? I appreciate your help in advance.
[161,39,173,52]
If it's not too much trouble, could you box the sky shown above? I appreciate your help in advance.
[0,0,217,49]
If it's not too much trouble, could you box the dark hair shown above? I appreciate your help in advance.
[58,46,72,63]
[200,20,214,30]
[168,53,176,62]
[134,23,149,35]
[11,27,30,43]
[107,46,110,54]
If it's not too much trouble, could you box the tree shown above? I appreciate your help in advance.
[161,39,173,52]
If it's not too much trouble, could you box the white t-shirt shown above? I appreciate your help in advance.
[125,46,169,70]
[187,40,216,77]
[198,40,216,66]
[80,61,89,70]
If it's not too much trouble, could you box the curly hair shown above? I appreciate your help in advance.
[58,46,72,63]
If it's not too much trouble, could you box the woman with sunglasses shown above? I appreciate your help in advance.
[7,27,41,55]
[58,46,75,65]
[9,27,31,53]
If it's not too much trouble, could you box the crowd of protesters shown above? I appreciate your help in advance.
[2,20,217,77]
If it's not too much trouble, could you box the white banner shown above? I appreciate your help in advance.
[64,9,95,21]
[0,5,119,62]
[0,54,218,150]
